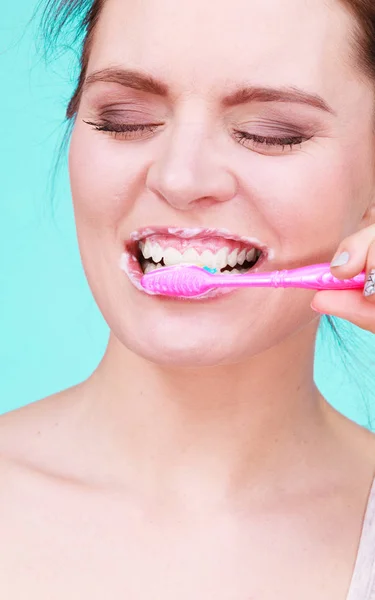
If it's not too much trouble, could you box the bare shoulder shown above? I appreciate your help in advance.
[0,384,86,478]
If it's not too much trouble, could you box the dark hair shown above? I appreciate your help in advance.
[341,1,375,79]
[36,0,375,425]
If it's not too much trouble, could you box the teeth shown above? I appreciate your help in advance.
[151,243,163,263]
[215,247,229,270]
[246,248,256,262]
[237,249,246,266]
[182,248,200,264]
[227,249,238,267]
[143,262,163,273]
[142,240,152,259]
[144,262,157,273]
[163,248,183,266]
[200,250,215,270]
[139,240,261,272]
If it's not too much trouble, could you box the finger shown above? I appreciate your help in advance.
[330,224,375,279]
[311,289,375,333]
[363,238,375,303]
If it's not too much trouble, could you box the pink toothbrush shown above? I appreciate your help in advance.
[140,263,367,298]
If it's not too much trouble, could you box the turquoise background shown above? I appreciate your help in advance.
[1,0,375,427]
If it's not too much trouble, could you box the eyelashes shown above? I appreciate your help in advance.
[232,130,307,151]
[82,119,310,153]
[83,120,160,140]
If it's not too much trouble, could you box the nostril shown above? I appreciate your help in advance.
[146,159,237,210]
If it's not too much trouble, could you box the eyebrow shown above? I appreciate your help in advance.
[84,67,335,115]
[222,85,335,114]
[84,68,169,96]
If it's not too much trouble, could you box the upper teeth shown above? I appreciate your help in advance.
[139,241,258,270]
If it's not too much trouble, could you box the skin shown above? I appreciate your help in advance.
[1,0,375,598]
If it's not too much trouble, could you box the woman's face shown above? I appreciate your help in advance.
[69,0,375,366]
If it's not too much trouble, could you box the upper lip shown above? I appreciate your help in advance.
[128,226,269,254]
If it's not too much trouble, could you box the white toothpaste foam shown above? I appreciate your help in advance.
[130,226,274,259]
[119,253,144,292]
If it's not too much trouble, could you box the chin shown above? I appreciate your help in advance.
[95,273,315,369]
[111,304,276,368]
[123,332,242,367]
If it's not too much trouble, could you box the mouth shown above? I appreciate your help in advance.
[120,227,269,294]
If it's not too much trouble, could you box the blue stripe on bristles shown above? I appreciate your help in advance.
[203,266,217,274]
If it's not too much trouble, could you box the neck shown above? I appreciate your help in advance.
[80,320,328,503]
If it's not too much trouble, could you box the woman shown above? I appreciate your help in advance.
[1,0,375,597]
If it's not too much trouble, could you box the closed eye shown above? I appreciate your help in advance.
[233,130,310,153]
[83,119,311,152]
[83,120,163,140]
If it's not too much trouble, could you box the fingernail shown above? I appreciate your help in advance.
[364,270,375,297]
[331,251,350,268]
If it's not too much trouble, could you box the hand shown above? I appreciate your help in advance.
[311,224,375,333]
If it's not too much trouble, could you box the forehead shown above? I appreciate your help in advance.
[88,0,356,96]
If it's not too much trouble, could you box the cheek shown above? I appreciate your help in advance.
[243,146,372,263]
[68,123,146,227]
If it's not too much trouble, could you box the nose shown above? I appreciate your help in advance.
[146,125,237,210]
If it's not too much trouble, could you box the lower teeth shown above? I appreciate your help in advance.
[143,262,163,273]
[142,260,257,275]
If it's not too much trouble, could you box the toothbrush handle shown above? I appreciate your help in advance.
[215,263,366,290]
[271,263,366,289]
